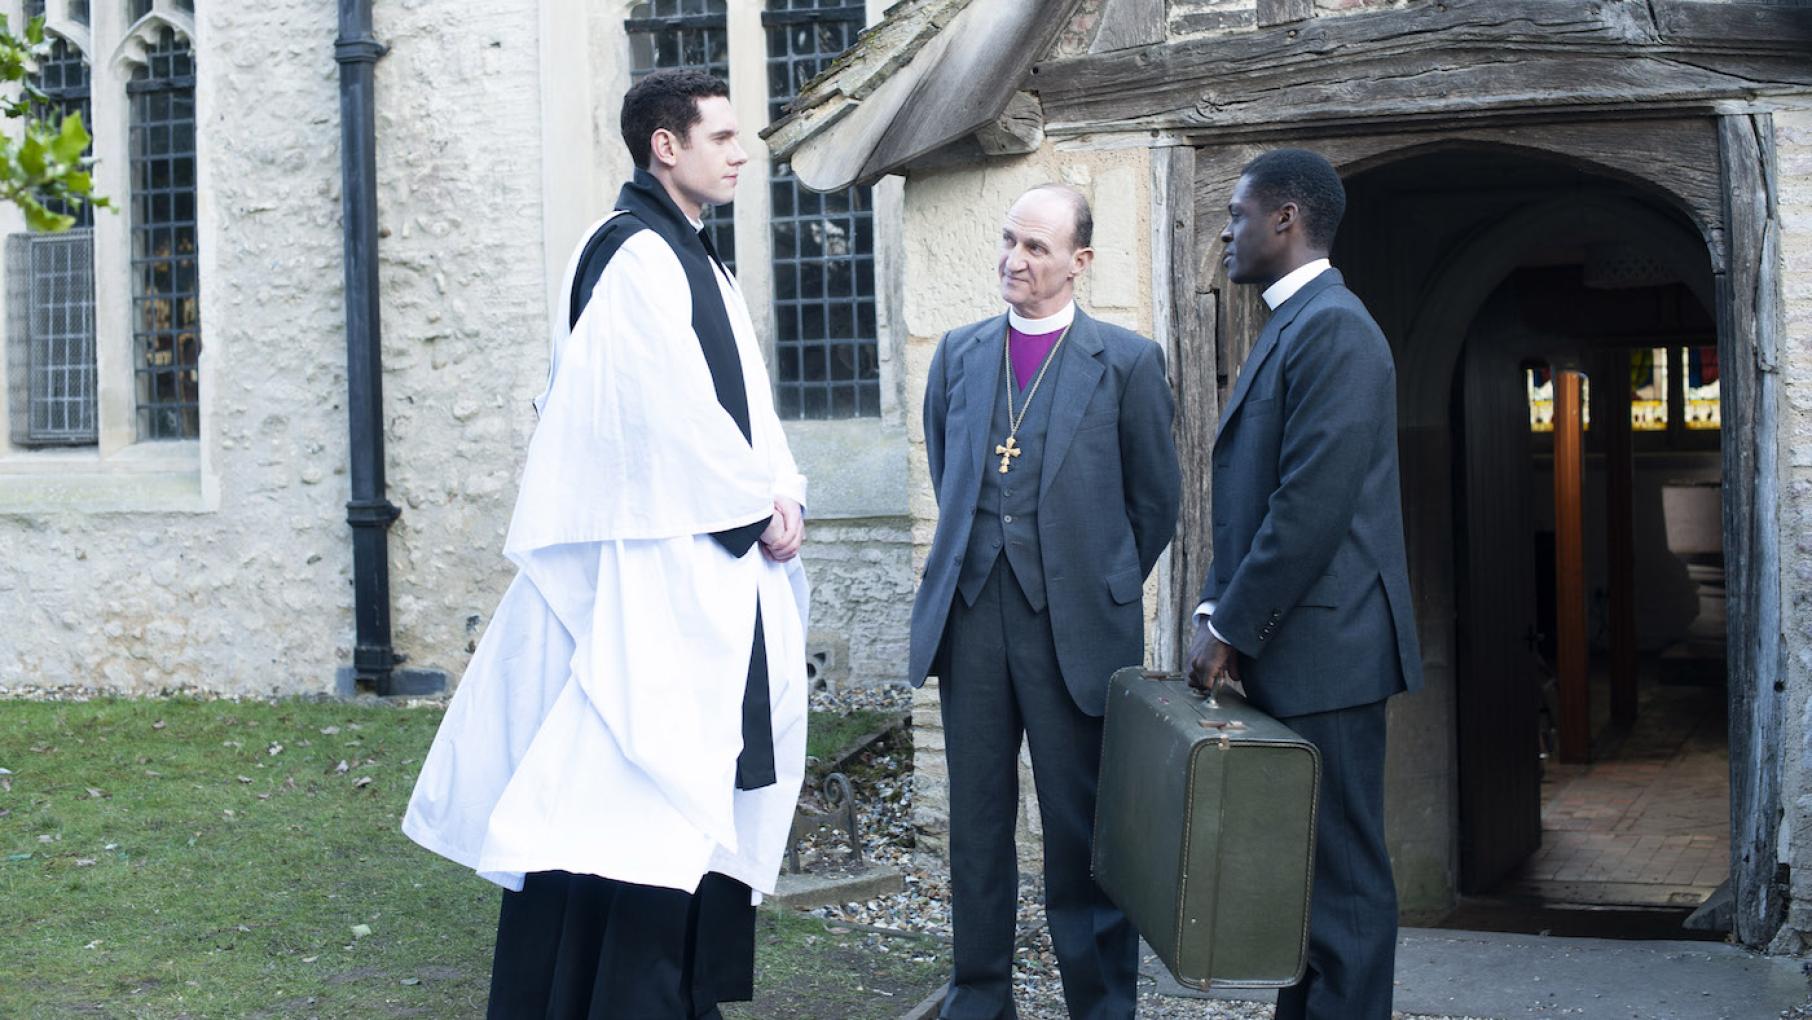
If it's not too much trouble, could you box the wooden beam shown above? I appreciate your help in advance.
[1653,0,1812,46]
[1605,350,1638,725]
[1554,368,1590,764]
[973,91,1044,156]
[1029,0,1812,135]
[1188,120,1727,282]
[1153,144,1206,666]
[1717,111,1786,948]
[1256,0,1314,29]
[1091,0,1166,52]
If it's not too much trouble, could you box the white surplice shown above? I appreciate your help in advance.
[403,213,810,900]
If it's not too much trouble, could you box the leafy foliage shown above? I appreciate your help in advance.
[0,13,110,232]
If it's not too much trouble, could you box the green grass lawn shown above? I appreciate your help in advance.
[0,699,943,1019]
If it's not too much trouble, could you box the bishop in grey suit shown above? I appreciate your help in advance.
[909,185,1181,1020]
[1188,149,1423,1020]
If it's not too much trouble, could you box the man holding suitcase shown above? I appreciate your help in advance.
[909,183,1181,1019]
[1187,148,1423,1019]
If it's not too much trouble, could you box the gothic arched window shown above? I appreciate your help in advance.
[13,3,98,445]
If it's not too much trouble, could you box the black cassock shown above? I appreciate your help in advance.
[486,170,777,1020]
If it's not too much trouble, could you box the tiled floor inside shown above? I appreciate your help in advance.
[1507,666,1730,908]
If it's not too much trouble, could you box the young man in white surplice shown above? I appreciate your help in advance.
[402,69,809,1020]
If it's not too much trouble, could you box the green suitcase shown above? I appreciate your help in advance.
[1092,667,1320,989]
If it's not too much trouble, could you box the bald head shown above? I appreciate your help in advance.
[1021,183,1093,250]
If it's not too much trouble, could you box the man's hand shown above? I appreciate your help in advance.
[760,497,804,562]
[1185,619,1241,693]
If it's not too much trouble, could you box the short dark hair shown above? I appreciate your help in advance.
[1027,183,1094,250]
[620,69,730,170]
[1240,149,1346,250]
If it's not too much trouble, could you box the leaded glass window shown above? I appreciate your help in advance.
[626,0,734,270]
[129,28,199,440]
[22,230,97,443]
[71,1,90,25]
[764,0,878,419]
[14,16,98,446]
[127,0,152,22]
[32,35,93,229]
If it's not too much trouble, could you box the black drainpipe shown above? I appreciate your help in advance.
[336,0,400,695]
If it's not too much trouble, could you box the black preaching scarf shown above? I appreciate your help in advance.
[568,169,776,790]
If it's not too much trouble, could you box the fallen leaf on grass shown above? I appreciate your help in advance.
[152,720,166,730]
[353,777,373,789]
[268,743,283,756]
[143,769,161,778]
[237,776,254,784]
[222,809,235,820]
[86,788,105,799]
[257,793,271,801]
[301,955,319,964]
[83,940,101,950]
[350,924,372,939]
[103,843,118,851]
[335,760,349,775]
[75,858,95,867]
[400,978,420,986]
[320,726,340,736]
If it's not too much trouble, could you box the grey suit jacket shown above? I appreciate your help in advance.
[909,309,1182,716]
[1201,268,1424,718]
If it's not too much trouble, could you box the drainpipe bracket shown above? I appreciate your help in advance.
[334,36,389,64]
[346,498,402,529]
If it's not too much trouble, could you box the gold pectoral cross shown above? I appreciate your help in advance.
[995,436,1022,474]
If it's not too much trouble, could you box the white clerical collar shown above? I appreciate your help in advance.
[686,213,704,231]
[1261,258,1332,310]
[1007,301,1076,334]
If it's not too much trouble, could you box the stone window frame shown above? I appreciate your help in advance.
[0,0,211,512]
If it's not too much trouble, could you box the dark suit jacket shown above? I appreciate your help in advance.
[908,308,1181,716]
[1202,268,1423,718]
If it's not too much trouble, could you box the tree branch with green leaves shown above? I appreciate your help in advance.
[0,13,110,233]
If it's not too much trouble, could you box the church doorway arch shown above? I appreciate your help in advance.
[1181,116,1781,943]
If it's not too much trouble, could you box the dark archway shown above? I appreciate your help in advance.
[1334,147,1723,906]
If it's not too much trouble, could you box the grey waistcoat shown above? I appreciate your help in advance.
[956,342,1067,613]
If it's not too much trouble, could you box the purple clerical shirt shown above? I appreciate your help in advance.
[1008,326,1064,392]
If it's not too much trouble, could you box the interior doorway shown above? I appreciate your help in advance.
[1334,148,1731,935]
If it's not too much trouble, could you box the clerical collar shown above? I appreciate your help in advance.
[1262,258,1332,310]
[686,213,704,231]
[1007,301,1075,334]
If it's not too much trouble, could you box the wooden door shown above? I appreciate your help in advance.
[1454,335,1544,893]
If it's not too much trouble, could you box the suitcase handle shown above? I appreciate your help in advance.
[1139,669,1232,710]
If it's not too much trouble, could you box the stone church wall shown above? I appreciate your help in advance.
[0,0,546,693]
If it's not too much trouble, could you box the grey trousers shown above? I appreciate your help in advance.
[937,561,1139,1020]
[1274,700,1397,1020]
